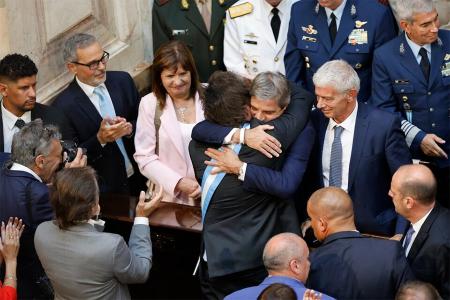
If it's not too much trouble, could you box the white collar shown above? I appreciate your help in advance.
[75,77,106,98]
[411,206,433,233]
[1,100,32,130]
[325,0,347,22]
[10,162,42,182]
[329,101,358,132]
[262,0,290,18]
[404,32,432,59]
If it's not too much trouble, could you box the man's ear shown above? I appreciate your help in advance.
[0,82,8,97]
[399,20,410,35]
[347,89,357,100]
[34,154,45,170]
[66,62,77,75]
[318,217,328,233]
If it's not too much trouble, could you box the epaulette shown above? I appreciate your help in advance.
[228,2,253,19]
[156,0,170,6]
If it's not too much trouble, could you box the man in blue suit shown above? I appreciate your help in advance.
[371,0,449,208]
[306,187,415,299]
[306,59,412,236]
[285,0,397,102]
[225,233,334,300]
[52,33,145,195]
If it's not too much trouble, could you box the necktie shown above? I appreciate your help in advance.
[403,225,415,253]
[271,8,281,42]
[329,13,337,45]
[419,47,430,81]
[15,118,26,129]
[198,0,211,33]
[329,126,343,187]
[94,86,134,177]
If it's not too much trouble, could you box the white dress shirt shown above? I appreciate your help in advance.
[10,162,42,182]
[76,77,117,117]
[322,102,358,191]
[1,101,31,153]
[404,207,433,257]
[325,0,347,30]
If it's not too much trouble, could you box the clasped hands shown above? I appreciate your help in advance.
[97,116,132,144]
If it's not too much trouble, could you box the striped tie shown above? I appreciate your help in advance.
[329,126,343,187]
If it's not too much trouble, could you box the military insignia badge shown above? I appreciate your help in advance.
[348,29,367,45]
[444,54,450,61]
[442,62,450,77]
[350,4,356,16]
[302,25,317,35]
[181,0,189,10]
[400,43,405,54]
[355,20,367,28]
[315,2,319,14]
[437,37,443,47]
[302,36,317,42]
[228,2,253,18]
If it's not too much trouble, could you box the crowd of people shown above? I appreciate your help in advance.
[0,0,449,299]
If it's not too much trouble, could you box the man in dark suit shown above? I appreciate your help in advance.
[389,164,450,298]
[52,33,145,195]
[189,71,310,299]
[285,0,397,101]
[0,53,73,153]
[306,187,414,299]
[152,0,236,82]
[305,59,412,237]
[371,0,450,208]
[0,119,85,299]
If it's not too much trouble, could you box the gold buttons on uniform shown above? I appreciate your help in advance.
[209,45,214,51]
[211,60,217,66]
[402,96,408,102]
[306,63,310,68]
[304,56,309,62]
[355,63,362,69]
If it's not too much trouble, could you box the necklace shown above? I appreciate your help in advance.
[175,106,189,122]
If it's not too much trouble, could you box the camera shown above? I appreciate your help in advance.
[60,140,87,163]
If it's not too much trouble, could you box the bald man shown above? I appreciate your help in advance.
[225,233,334,300]
[306,187,414,299]
[390,164,450,299]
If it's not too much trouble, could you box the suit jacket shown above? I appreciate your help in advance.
[405,204,450,299]
[307,231,414,300]
[152,0,237,82]
[308,104,412,235]
[134,92,204,198]
[223,0,296,77]
[371,30,450,168]
[0,168,54,299]
[285,0,396,101]
[52,71,140,194]
[34,221,152,300]
[189,84,311,277]
[0,102,74,152]
[225,275,335,300]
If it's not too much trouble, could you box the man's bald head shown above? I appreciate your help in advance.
[263,233,310,282]
[393,164,436,205]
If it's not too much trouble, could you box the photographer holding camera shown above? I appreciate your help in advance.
[0,119,86,299]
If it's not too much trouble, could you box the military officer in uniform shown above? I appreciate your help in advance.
[371,0,450,208]
[284,0,397,102]
[152,0,237,82]
[223,0,296,78]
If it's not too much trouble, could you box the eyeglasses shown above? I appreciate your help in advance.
[71,51,109,70]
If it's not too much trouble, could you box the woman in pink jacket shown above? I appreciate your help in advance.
[134,40,204,204]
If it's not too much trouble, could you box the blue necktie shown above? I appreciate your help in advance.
[329,126,343,187]
[403,225,415,253]
[94,86,133,177]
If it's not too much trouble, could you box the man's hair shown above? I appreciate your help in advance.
[396,281,442,300]
[203,71,250,127]
[51,167,99,230]
[397,166,437,205]
[151,40,202,109]
[257,283,297,300]
[0,53,38,82]
[263,233,305,273]
[313,59,360,94]
[250,72,290,109]
[395,0,435,22]
[11,119,61,168]
[63,33,97,62]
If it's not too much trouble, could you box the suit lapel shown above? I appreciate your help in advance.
[407,205,440,262]
[160,95,187,160]
[428,40,444,90]
[315,6,332,54]
[210,0,226,40]
[70,79,103,126]
[185,0,209,39]
[399,35,428,88]
[257,2,277,51]
[274,0,291,53]
[105,78,125,117]
[329,0,355,58]
[348,104,369,191]
[317,113,328,187]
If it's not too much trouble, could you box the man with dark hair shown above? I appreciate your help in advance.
[0,119,85,299]
[52,33,145,195]
[189,71,312,299]
[389,164,450,298]
[306,187,414,299]
[0,53,73,153]
[396,281,443,300]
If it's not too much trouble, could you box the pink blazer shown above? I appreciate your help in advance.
[134,92,204,198]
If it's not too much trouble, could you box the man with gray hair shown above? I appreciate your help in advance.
[0,119,86,299]
[371,0,450,208]
[225,233,334,300]
[52,33,145,195]
[305,59,412,237]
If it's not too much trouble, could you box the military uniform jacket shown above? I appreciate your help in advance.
[284,0,396,101]
[371,31,450,168]
[152,0,237,82]
[223,0,296,77]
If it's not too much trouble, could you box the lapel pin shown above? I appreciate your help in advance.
[181,0,189,10]
[444,54,450,61]
[400,43,405,54]
[355,20,367,28]
[350,4,356,17]
[218,0,224,5]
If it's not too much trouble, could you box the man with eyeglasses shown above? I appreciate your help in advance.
[52,33,146,195]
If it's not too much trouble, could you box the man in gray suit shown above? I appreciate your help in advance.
[34,167,162,300]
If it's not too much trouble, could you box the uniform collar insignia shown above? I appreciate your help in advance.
[400,42,405,54]
[218,0,225,6]
[350,4,356,17]
[315,2,320,14]
[444,53,450,61]
[302,25,318,35]
[437,37,443,47]
[181,0,189,10]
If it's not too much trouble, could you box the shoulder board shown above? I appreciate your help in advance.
[156,0,170,6]
[228,2,253,19]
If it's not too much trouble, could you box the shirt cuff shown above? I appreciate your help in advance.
[134,217,149,225]
[223,128,239,144]
[238,163,247,181]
